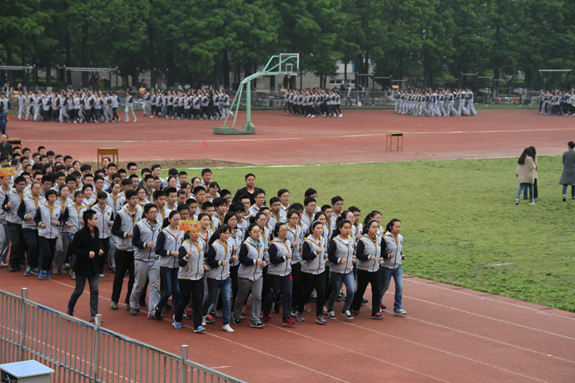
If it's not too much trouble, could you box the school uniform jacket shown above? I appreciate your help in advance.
[238,240,264,281]
[34,202,63,239]
[111,205,143,251]
[64,203,87,234]
[205,240,233,280]
[155,227,185,268]
[91,203,114,239]
[178,239,205,280]
[381,232,403,269]
[133,219,161,261]
[18,195,45,229]
[267,238,292,277]
[356,235,386,273]
[2,188,25,225]
[286,224,303,263]
[327,235,355,274]
[301,235,326,275]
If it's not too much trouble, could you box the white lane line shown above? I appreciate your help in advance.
[338,321,549,383]
[377,307,575,365]
[405,278,575,322]
[269,323,452,383]
[402,294,575,341]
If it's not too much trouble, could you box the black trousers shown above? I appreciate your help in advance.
[176,279,204,329]
[291,263,302,312]
[263,274,292,319]
[298,271,326,316]
[111,249,135,304]
[39,237,57,271]
[112,108,119,121]
[68,274,99,318]
[99,237,110,274]
[7,222,26,269]
[351,269,380,314]
[524,178,538,199]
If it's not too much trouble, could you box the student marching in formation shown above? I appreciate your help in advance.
[283,89,343,118]
[394,88,477,117]
[7,88,234,123]
[0,149,408,330]
[539,89,575,116]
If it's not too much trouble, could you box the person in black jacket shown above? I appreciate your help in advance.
[231,173,262,205]
[66,209,104,322]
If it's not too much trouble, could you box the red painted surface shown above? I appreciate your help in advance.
[0,270,573,383]
[3,109,575,382]
[9,110,573,165]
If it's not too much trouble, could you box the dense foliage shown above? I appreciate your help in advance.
[1,0,573,89]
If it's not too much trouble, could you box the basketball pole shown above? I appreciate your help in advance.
[214,54,298,135]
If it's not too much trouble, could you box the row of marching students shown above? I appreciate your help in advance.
[135,195,406,334]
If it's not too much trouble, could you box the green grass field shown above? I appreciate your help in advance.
[177,156,574,312]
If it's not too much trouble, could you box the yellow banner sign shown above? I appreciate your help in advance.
[0,167,15,177]
[179,220,200,232]
[392,85,399,89]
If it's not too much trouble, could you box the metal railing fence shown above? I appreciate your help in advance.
[0,288,245,383]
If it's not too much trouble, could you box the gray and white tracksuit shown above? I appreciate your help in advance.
[233,240,265,325]
[130,219,161,315]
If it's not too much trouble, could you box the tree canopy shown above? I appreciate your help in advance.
[0,0,572,89]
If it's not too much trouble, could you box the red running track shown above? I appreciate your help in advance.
[0,268,573,383]
[3,109,575,381]
[8,109,575,165]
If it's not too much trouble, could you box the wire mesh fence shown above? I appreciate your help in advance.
[0,288,245,383]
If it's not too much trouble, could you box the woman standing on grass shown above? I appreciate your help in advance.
[381,219,407,316]
[523,146,539,200]
[516,147,536,205]
[559,141,575,201]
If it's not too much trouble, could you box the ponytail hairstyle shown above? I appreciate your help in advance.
[305,220,324,237]
[332,210,351,236]
[272,222,287,241]
[332,219,352,239]
[363,210,382,228]
[313,211,326,223]
[385,219,401,234]
[209,223,231,247]
[362,219,379,235]
[243,223,260,242]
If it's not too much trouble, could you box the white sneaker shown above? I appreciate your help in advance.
[125,120,129,122]
[134,119,137,122]
[201,316,207,326]
[222,324,234,333]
